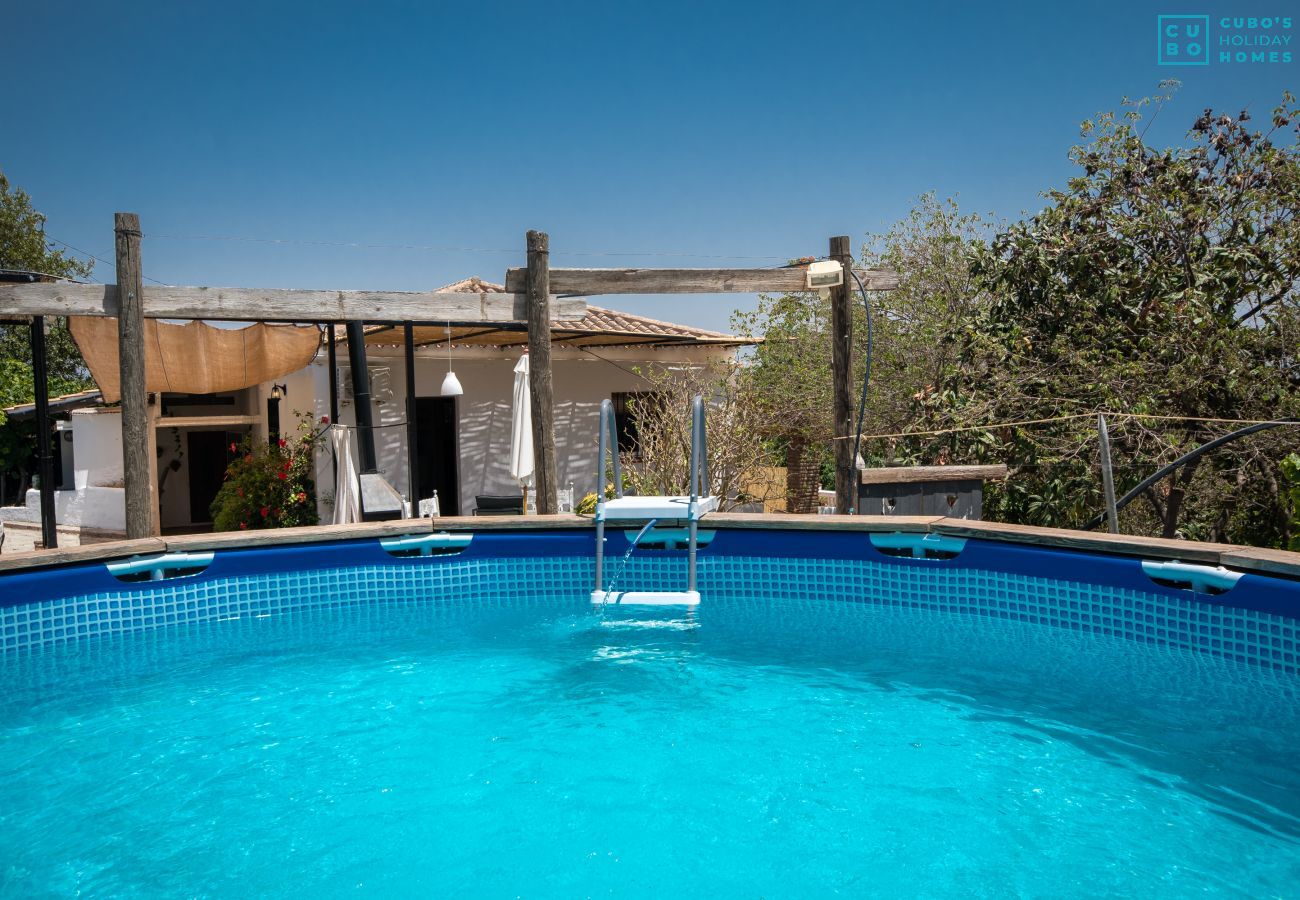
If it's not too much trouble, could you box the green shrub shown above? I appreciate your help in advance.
[1283,453,1300,552]
[210,419,322,531]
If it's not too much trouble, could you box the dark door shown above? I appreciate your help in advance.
[415,398,459,516]
[187,430,241,524]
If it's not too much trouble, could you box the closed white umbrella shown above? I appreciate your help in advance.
[509,353,534,511]
[331,425,361,525]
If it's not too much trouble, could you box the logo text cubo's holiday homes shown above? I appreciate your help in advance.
[1158,15,1293,66]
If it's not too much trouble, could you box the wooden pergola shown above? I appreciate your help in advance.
[0,215,898,544]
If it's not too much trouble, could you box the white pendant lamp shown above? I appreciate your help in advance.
[440,321,463,397]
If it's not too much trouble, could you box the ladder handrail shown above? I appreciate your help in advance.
[596,398,624,501]
[594,394,709,599]
[690,395,709,500]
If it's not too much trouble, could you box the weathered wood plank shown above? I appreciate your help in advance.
[504,267,901,295]
[930,518,1238,563]
[858,465,1010,485]
[0,283,585,322]
[0,537,166,573]
[1219,546,1300,579]
[163,516,592,548]
[706,513,942,532]
[429,515,589,530]
[164,520,435,551]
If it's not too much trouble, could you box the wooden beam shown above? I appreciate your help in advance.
[157,415,259,428]
[829,236,855,515]
[527,230,559,515]
[503,266,900,295]
[858,464,1009,485]
[0,282,586,322]
[115,213,153,539]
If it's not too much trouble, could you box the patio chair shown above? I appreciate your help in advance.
[473,494,525,516]
[418,491,440,518]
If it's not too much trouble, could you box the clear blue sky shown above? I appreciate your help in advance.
[5,0,1296,332]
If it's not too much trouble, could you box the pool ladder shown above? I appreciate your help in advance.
[592,395,717,606]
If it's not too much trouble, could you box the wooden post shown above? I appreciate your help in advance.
[115,213,153,538]
[829,235,855,515]
[526,230,558,514]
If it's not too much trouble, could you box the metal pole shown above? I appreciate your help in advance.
[30,316,56,549]
[404,322,419,517]
[1081,418,1297,531]
[344,321,378,474]
[595,400,609,592]
[327,324,339,484]
[606,403,623,499]
[1098,414,1119,534]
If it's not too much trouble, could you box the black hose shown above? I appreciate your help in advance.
[848,268,874,515]
[1079,418,1298,531]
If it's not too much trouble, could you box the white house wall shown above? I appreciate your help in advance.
[312,345,730,517]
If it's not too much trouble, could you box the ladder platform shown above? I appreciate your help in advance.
[590,590,701,606]
[599,495,719,521]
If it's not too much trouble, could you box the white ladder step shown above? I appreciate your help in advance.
[590,590,701,606]
[599,495,719,521]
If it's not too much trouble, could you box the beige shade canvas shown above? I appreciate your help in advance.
[69,317,322,402]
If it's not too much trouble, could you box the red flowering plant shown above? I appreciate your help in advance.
[209,415,325,531]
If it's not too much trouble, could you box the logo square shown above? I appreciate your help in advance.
[1158,15,1210,65]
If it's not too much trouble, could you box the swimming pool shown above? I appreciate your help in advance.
[2,523,1298,895]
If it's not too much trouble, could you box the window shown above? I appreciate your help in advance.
[612,391,663,456]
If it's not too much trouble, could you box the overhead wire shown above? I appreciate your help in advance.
[46,236,171,286]
[144,231,791,262]
[840,412,1300,441]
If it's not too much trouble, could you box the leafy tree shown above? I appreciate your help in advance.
[915,89,1300,545]
[732,195,991,511]
[857,194,993,457]
[0,168,95,409]
[0,169,96,502]
[732,288,837,511]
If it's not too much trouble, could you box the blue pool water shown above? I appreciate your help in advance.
[2,592,1299,897]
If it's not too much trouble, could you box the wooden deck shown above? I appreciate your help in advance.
[1,513,1297,580]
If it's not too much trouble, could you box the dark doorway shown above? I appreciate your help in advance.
[187,430,242,525]
[415,397,460,516]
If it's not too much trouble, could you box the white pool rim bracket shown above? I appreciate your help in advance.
[1141,560,1243,594]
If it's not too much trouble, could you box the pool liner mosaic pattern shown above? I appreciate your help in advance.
[3,544,1297,675]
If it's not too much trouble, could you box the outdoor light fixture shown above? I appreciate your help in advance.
[440,322,463,397]
[805,259,844,296]
[270,383,287,400]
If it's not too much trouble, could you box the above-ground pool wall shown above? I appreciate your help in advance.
[2,523,1297,674]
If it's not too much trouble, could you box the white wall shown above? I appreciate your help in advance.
[312,344,731,516]
[19,408,129,532]
[71,409,124,489]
